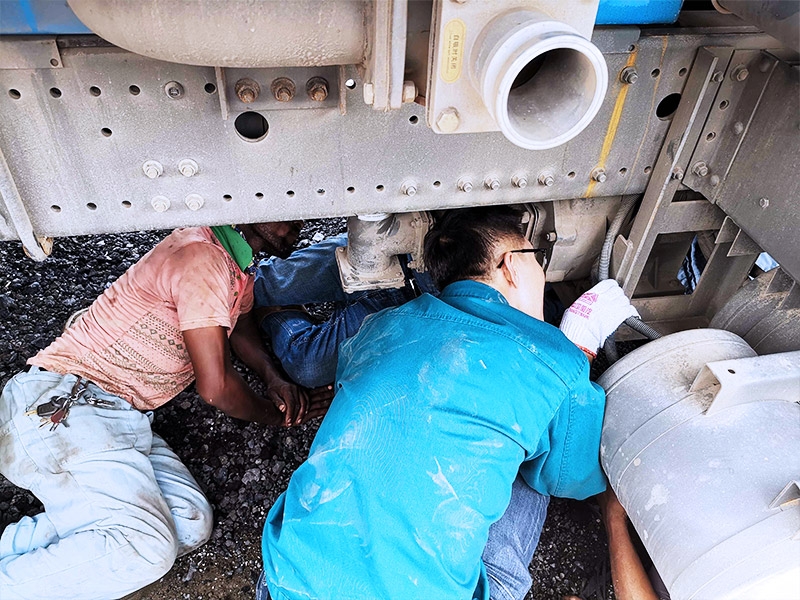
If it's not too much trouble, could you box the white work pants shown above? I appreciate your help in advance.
[0,369,213,600]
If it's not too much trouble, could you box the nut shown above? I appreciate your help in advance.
[436,107,460,133]
[732,65,749,82]
[538,173,555,187]
[142,160,163,179]
[692,161,709,177]
[402,80,417,104]
[545,231,557,242]
[512,175,528,188]
[151,196,170,212]
[271,77,296,102]
[484,177,500,190]
[671,167,684,180]
[178,159,199,178]
[591,168,607,183]
[235,78,260,103]
[457,178,473,192]
[711,71,724,83]
[306,77,329,102]
[620,67,638,84]
[759,197,769,208]
[184,194,204,211]
[362,82,375,105]
[164,81,184,99]
[401,181,417,197]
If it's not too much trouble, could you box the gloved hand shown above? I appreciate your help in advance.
[559,279,639,356]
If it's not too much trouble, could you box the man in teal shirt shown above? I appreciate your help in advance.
[259,207,638,600]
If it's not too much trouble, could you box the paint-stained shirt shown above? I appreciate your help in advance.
[262,280,606,600]
[30,227,253,410]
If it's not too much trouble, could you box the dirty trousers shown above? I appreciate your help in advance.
[0,369,213,600]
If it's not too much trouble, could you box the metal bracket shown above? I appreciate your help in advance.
[0,37,63,70]
[214,66,229,120]
[364,0,408,111]
[690,350,800,415]
[0,147,49,260]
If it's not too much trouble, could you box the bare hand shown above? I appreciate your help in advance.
[266,377,309,426]
[301,384,335,422]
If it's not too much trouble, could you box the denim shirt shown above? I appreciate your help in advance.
[262,280,607,600]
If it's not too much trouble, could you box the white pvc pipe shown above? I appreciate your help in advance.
[471,11,608,150]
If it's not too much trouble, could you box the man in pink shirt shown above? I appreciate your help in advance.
[0,222,330,600]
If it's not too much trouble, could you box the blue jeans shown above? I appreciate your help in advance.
[254,235,437,388]
[256,474,548,600]
[0,368,213,600]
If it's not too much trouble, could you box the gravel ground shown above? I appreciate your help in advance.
[0,221,614,600]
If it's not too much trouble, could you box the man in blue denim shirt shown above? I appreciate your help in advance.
[259,206,638,600]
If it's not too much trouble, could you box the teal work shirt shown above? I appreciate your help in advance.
[262,280,607,600]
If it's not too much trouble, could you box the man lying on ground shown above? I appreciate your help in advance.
[0,222,332,600]
[258,206,638,600]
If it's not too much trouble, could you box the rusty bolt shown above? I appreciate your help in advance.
[759,197,769,208]
[142,160,163,179]
[436,107,460,133]
[362,82,375,105]
[235,78,260,103]
[671,166,684,180]
[271,77,296,102]
[178,159,199,178]
[401,181,417,196]
[538,173,555,187]
[484,177,500,190]
[620,67,638,84]
[164,81,184,99]
[402,80,417,104]
[711,71,724,83]
[732,65,749,82]
[692,161,709,177]
[306,77,329,102]
[512,175,528,188]
[457,178,473,192]
[151,195,170,212]
[184,194,204,211]
[545,231,558,242]
[591,168,607,183]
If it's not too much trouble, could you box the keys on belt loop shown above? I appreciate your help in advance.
[28,377,97,431]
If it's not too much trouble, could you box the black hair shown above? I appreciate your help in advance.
[423,206,526,289]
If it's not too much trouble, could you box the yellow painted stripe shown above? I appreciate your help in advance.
[586,50,638,197]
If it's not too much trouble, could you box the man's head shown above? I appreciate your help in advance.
[239,220,303,258]
[423,206,546,319]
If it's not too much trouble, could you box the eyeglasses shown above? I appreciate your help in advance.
[497,248,548,269]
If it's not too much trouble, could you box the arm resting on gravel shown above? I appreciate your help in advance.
[183,324,286,426]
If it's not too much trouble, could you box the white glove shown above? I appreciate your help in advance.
[559,279,639,356]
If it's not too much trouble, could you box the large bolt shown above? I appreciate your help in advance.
[484,177,500,190]
[512,175,528,188]
[732,65,749,82]
[235,78,260,103]
[362,82,375,105]
[306,77,329,102]
[402,80,417,104]
[184,194,204,211]
[538,173,555,187]
[178,159,199,178]
[401,181,417,196]
[591,168,607,183]
[164,81,184,99]
[142,160,163,179]
[759,197,769,209]
[436,107,460,133]
[620,67,638,84]
[457,178,473,192]
[692,161,709,177]
[151,195,170,212]
[271,77,296,102]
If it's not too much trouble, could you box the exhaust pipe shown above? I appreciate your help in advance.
[471,11,608,150]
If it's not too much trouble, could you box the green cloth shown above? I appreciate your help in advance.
[211,225,253,273]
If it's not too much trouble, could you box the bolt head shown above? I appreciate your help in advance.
[711,71,724,83]
[591,168,607,183]
[235,78,260,103]
[402,182,417,196]
[671,167,684,180]
[538,173,555,187]
[271,77,296,102]
[620,68,638,84]
[545,232,557,242]
[151,196,170,212]
[178,159,198,178]
[436,107,460,133]
[142,160,163,179]
[710,175,720,187]
[164,81,184,99]
[402,80,417,104]
[512,175,528,188]
[185,194,204,211]
[733,66,749,81]
[458,178,472,192]
[484,178,500,190]
[306,77,329,102]
[692,162,709,177]
[362,82,375,105]
[759,197,769,208]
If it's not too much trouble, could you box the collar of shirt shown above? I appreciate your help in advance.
[438,279,509,306]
